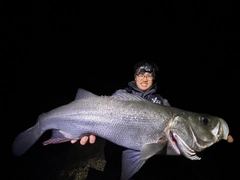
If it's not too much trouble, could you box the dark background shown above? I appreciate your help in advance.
[3,1,239,179]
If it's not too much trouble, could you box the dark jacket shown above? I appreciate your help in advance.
[113,81,170,106]
[101,81,170,180]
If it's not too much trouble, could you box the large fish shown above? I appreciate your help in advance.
[12,88,230,180]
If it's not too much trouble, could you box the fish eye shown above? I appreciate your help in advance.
[202,117,209,126]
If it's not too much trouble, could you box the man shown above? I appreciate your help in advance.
[71,60,170,145]
[72,60,170,179]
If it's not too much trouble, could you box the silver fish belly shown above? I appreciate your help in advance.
[12,88,230,180]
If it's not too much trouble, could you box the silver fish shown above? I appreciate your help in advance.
[12,88,230,180]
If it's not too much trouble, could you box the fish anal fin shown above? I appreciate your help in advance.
[43,129,72,145]
[43,137,71,145]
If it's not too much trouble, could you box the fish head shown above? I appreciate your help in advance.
[167,112,229,160]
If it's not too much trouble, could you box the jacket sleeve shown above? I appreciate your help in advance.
[154,94,171,106]
[162,99,170,106]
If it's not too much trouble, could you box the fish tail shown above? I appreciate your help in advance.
[12,123,42,156]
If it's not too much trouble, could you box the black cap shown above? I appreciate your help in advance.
[134,60,159,80]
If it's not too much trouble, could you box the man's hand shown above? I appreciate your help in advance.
[227,135,234,143]
[71,135,96,145]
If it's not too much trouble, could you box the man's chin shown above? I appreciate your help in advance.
[139,86,149,91]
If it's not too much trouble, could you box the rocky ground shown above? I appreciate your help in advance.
[56,138,106,180]
[11,136,106,180]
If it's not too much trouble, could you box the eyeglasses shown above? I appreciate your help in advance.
[137,74,153,80]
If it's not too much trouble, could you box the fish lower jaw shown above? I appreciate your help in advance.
[170,131,201,160]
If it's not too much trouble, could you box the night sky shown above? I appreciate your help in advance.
[3,1,239,179]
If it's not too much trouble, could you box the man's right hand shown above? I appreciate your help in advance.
[71,135,96,145]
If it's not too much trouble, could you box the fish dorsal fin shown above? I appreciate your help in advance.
[111,91,147,102]
[75,88,147,102]
[74,88,98,100]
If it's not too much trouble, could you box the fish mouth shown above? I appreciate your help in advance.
[170,131,201,160]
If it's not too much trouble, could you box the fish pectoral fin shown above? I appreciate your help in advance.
[121,149,145,180]
[43,129,71,145]
[141,142,167,159]
[121,142,168,180]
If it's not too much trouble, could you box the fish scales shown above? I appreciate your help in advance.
[44,97,168,149]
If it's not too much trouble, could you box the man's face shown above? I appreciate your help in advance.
[135,72,154,91]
